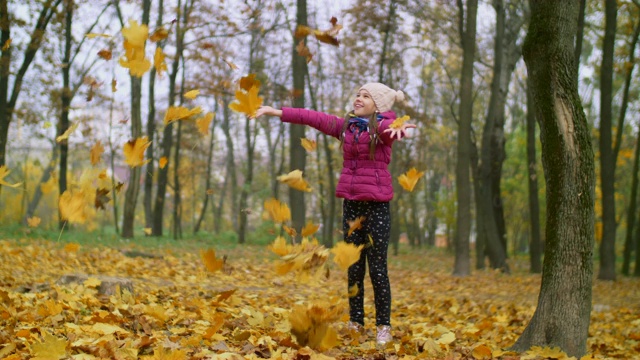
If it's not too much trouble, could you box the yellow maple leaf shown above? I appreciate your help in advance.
[398,167,425,192]
[289,301,341,350]
[145,346,187,360]
[300,138,317,152]
[31,332,67,360]
[184,89,200,100]
[331,242,363,270]
[64,243,80,253]
[90,141,104,166]
[301,220,320,237]
[159,156,168,169]
[201,248,224,273]
[164,106,203,125]
[348,284,359,298]
[123,137,151,167]
[277,169,312,192]
[119,54,151,77]
[389,115,411,129]
[229,83,263,118]
[0,165,23,188]
[264,198,291,224]
[283,225,297,237]
[269,236,292,256]
[84,277,101,287]
[55,123,79,143]
[153,47,167,77]
[196,112,214,135]
[294,17,342,47]
[86,32,111,39]
[2,38,11,50]
[121,19,148,48]
[522,346,569,360]
[347,216,366,237]
[59,189,88,224]
[27,216,41,228]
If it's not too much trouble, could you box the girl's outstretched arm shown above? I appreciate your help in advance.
[254,106,282,119]
[383,123,417,140]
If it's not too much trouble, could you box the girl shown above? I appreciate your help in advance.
[255,82,415,346]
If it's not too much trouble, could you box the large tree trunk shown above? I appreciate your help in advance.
[512,1,595,356]
[144,0,164,232]
[526,76,542,274]
[57,0,73,229]
[453,0,477,276]
[597,0,618,281]
[625,128,640,276]
[477,0,508,272]
[289,0,308,241]
[120,0,151,239]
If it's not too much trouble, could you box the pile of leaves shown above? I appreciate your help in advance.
[0,238,638,359]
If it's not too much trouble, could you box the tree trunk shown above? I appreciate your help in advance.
[24,144,58,222]
[426,172,440,247]
[453,0,477,276]
[289,0,308,241]
[526,76,542,274]
[471,140,486,269]
[221,98,239,232]
[597,0,618,281]
[57,0,73,229]
[512,1,595,356]
[194,101,219,234]
[573,0,586,79]
[144,0,164,232]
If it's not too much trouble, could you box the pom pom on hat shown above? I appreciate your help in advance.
[359,82,404,113]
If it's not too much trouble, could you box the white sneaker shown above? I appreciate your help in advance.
[376,325,392,346]
[346,321,363,333]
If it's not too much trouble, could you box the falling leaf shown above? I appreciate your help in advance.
[27,216,41,228]
[97,49,112,60]
[269,236,292,256]
[277,170,311,192]
[206,189,214,195]
[201,249,224,273]
[159,157,168,169]
[296,40,313,63]
[398,167,425,192]
[59,189,88,224]
[90,141,104,166]
[149,27,169,42]
[121,19,148,48]
[301,221,320,237]
[294,17,343,46]
[144,228,152,235]
[154,47,167,77]
[56,123,79,143]
[223,58,239,70]
[119,21,151,77]
[348,284,358,298]
[389,115,411,129]
[64,243,80,253]
[43,121,52,129]
[95,188,110,209]
[196,112,214,135]
[114,182,124,193]
[86,33,111,39]
[289,301,341,350]
[239,73,261,91]
[123,137,151,167]
[283,225,297,237]
[31,332,67,360]
[184,89,200,100]
[229,75,263,118]
[111,78,117,92]
[164,106,203,125]
[264,198,291,224]
[347,216,366,237]
[331,242,363,270]
[2,38,11,50]
[0,166,23,188]
[300,138,317,152]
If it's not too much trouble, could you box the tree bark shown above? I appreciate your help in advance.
[573,0,586,79]
[221,98,239,232]
[194,100,219,234]
[597,0,618,281]
[512,1,595,356]
[453,0,477,276]
[57,0,73,229]
[526,76,542,274]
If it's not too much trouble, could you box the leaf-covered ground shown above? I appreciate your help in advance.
[0,238,638,359]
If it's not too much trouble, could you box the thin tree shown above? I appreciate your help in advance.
[453,0,478,276]
[511,1,595,356]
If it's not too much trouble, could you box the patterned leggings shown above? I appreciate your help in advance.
[343,199,391,326]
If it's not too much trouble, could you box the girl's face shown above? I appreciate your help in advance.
[353,90,377,117]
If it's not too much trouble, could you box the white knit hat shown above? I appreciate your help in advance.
[358,83,405,113]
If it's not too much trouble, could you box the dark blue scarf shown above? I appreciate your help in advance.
[348,114,384,142]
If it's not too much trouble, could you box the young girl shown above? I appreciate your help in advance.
[255,82,415,346]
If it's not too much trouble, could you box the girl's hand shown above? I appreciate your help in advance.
[383,123,416,140]
[253,106,282,119]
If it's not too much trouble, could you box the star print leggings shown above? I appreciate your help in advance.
[343,199,391,327]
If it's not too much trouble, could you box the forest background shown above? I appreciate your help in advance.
[0,0,639,359]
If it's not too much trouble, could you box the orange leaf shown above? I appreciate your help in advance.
[123,137,151,167]
[300,138,317,152]
[64,243,80,253]
[153,47,167,77]
[347,216,366,237]
[149,27,169,42]
[264,198,291,224]
[200,249,224,273]
[184,89,200,100]
[296,40,313,63]
[239,73,261,91]
[159,156,168,169]
[97,49,112,60]
[471,344,493,360]
[283,225,297,237]
[2,38,11,50]
[31,332,67,359]
[0,165,23,188]
[164,106,203,125]
[301,221,320,237]
[389,115,410,129]
[196,112,214,135]
[56,123,79,143]
[398,167,425,192]
[95,188,110,209]
[269,236,291,256]
[229,75,263,118]
[121,19,148,48]
[277,170,311,192]
[90,141,104,166]
[59,189,88,224]
[331,241,363,270]
[27,216,41,228]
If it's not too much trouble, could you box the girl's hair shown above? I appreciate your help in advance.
[340,111,380,160]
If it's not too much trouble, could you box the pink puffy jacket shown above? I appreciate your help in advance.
[281,107,400,202]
